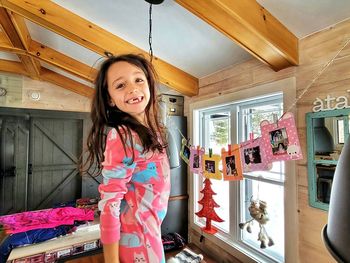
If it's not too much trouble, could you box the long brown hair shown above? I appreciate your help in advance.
[83,54,167,175]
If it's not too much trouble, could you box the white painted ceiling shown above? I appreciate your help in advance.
[4,0,350,86]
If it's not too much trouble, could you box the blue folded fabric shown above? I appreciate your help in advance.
[0,225,72,263]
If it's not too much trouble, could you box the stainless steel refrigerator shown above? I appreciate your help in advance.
[161,115,188,240]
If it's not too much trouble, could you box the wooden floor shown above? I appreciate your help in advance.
[66,243,215,263]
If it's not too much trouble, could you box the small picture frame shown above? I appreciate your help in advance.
[240,137,272,172]
[202,149,222,180]
[260,112,302,162]
[180,138,191,164]
[221,145,243,181]
[189,146,205,174]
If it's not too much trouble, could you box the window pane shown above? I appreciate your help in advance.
[239,97,285,262]
[241,179,284,262]
[240,101,282,140]
[246,161,285,182]
[203,111,230,233]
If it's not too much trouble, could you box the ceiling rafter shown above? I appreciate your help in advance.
[0,23,13,47]
[0,7,96,97]
[8,9,42,77]
[0,0,199,96]
[0,58,94,98]
[0,36,97,83]
[28,40,97,83]
[0,58,28,76]
[175,0,299,71]
[40,67,94,98]
[0,7,40,78]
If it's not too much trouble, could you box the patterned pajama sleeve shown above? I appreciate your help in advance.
[98,128,138,245]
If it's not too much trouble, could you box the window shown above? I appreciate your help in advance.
[193,94,285,262]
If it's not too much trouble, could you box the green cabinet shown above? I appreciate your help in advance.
[306,109,350,210]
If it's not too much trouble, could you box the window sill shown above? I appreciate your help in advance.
[190,222,281,263]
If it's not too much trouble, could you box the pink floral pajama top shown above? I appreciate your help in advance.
[98,128,170,263]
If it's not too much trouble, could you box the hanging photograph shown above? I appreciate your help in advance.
[260,112,303,162]
[243,146,262,164]
[269,127,289,155]
[202,151,222,180]
[221,145,243,181]
[180,138,190,164]
[240,137,272,172]
[189,146,205,174]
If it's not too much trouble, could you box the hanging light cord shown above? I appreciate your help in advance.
[148,3,154,62]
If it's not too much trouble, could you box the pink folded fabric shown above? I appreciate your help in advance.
[0,207,94,234]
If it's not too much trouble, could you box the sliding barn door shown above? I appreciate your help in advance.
[28,117,83,210]
[0,116,29,215]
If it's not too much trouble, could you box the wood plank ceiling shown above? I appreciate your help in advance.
[0,0,298,98]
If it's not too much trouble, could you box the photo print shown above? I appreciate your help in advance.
[269,128,289,155]
[194,154,200,168]
[221,145,243,181]
[243,146,262,165]
[260,112,303,162]
[189,146,205,174]
[240,137,272,172]
[205,160,215,173]
[225,156,236,176]
[202,149,222,180]
[180,138,190,164]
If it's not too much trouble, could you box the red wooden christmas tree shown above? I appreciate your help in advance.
[195,178,224,234]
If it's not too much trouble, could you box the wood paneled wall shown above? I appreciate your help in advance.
[186,18,350,263]
[0,73,91,112]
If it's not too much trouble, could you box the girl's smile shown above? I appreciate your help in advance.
[107,61,150,124]
[126,96,144,104]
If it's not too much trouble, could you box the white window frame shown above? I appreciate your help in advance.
[188,78,298,263]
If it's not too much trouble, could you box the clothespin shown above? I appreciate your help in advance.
[228,144,232,155]
[249,132,254,143]
[273,113,279,127]
[209,148,212,158]
[197,145,200,155]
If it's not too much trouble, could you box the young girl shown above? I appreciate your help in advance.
[85,54,170,263]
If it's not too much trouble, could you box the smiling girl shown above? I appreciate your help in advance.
[85,54,170,263]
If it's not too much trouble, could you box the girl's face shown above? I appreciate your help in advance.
[107,61,150,124]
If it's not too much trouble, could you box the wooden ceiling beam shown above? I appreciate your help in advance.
[0,7,40,78]
[0,58,28,75]
[0,7,22,48]
[28,40,97,82]
[40,67,94,98]
[175,0,299,71]
[0,0,198,96]
[0,24,13,47]
[0,38,97,83]
[7,10,41,77]
[0,44,26,54]
[7,11,30,49]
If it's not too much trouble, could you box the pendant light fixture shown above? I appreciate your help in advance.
[144,0,164,62]
[144,0,164,4]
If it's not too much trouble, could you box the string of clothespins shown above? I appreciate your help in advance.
[161,37,350,150]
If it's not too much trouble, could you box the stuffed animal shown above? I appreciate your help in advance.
[239,199,274,249]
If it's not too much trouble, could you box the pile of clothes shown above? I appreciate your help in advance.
[0,198,98,263]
